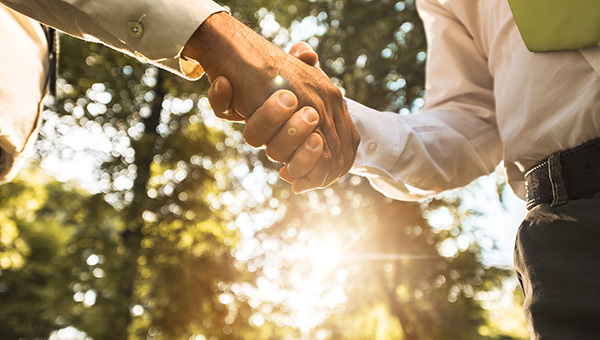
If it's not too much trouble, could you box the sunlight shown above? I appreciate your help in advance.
[287,235,347,332]
[233,227,349,334]
[49,326,91,340]
[307,236,342,274]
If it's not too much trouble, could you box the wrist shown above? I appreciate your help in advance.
[182,12,283,114]
[182,12,266,79]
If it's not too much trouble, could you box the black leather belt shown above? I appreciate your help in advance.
[525,138,600,210]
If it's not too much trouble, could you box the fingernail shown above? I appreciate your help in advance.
[306,134,320,151]
[302,108,318,124]
[279,92,295,108]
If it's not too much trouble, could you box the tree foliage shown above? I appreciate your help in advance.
[0,0,528,339]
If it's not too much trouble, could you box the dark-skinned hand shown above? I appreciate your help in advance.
[182,13,360,192]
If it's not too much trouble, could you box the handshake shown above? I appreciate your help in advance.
[182,12,360,193]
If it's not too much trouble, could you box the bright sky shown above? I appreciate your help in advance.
[462,173,527,268]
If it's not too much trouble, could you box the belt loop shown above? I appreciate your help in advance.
[548,152,568,207]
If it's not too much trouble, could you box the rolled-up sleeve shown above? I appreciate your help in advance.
[348,0,503,201]
[0,0,225,79]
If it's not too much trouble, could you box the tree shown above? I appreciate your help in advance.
[0,0,528,339]
[35,31,251,338]
[0,167,108,339]
[213,1,526,339]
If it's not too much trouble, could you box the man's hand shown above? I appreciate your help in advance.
[209,75,326,192]
[207,42,327,192]
[206,42,348,193]
[182,12,360,191]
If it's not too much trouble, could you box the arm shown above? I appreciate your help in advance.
[0,1,360,189]
[0,0,223,79]
[348,0,502,200]
[0,7,49,184]
[0,0,221,184]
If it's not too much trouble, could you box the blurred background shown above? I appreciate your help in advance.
[0,0,530,339]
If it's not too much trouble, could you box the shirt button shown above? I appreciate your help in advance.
[127,21,144,38]
[367,142,377,151]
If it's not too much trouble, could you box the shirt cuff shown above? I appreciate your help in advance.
[345,98,429,201]
[91,0,225,80]
[346,98,401,172]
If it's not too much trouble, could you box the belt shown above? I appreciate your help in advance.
[525,138,600,210]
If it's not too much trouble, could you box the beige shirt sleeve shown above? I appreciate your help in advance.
[0,7,48,184]
[0,0,224,184]
[348,0,503,201]
[0,0,225,79]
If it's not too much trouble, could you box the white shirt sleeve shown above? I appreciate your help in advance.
[0,8,48,184]
[348,0,503,201]
[0,0,225,79]
[0,0,224,184]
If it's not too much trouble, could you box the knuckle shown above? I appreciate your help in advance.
[287,167,300,179]
[254,112,281,131]
[258,99,292,129]
[324,83,343,100]
[265,146,287,163]
[243,128,264,148]
[287,163,305,179]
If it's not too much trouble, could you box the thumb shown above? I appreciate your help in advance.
[289,42,318,66]
[208,76,244,121]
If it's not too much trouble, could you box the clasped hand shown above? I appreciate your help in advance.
[208,43,360,193]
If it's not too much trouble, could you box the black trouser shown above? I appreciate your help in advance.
[514,198,600,339]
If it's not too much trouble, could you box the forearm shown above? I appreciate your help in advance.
[347,98,502,201]
[1,0,223,78]
[182,12,295,116]
[183,12,258,81]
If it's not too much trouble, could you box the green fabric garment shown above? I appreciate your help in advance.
[507,0,600,52]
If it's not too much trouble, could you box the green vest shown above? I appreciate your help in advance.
[507,0,600,52]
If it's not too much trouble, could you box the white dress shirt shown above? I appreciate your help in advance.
[348,0,600,201]
[0,0,224,183]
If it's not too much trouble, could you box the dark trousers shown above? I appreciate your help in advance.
[514,198,600,339]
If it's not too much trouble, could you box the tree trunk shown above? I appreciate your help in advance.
[377,269,418,340]
[112,68,165,340]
